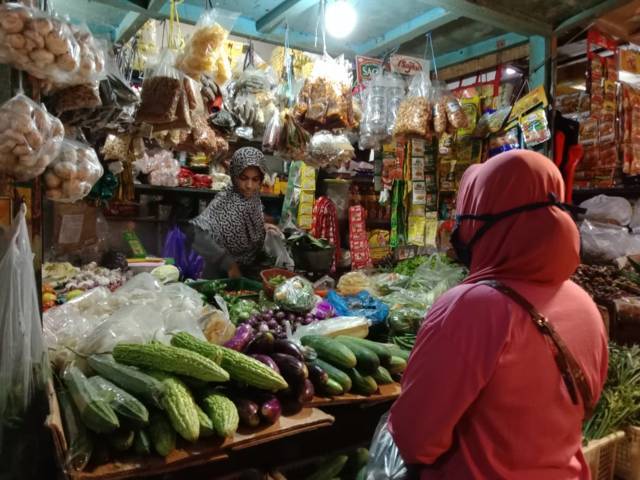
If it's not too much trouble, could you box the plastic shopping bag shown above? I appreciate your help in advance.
[366,412,411,480]
[0,205,49,448]
[264,228,294,269]
[162,226,204,280]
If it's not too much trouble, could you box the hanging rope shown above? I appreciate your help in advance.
[315,0,328,55]
[168,0,185,51]
[426,32,438,79]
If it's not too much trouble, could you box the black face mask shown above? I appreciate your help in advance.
[450,193,585,267]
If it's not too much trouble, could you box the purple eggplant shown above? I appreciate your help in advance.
[278,394,303,416]
[271,353,308,386]
[258,395,282,424]
[272,339,305,361]
[251,354,280,373]
[246,331,275,355]
[308,362,329,387]
[298,379,315,403]
[224,323,254,351]
[234,398,261,428]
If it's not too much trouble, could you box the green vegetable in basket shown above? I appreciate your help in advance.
[274,276,315,313]
[268,275,287,287]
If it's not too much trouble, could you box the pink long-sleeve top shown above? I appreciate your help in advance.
[389,151,608,479]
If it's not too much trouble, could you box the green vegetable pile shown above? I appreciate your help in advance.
[583,342,640,441]
[268,275,287,287]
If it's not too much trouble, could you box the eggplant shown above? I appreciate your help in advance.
[278,394,303,416]
[250,354,280,373]
[234,398,261,428]
[271,353,308,386]
[298,379,315,403]
[308,362,329,387]
[258,395,282,424]
[246,331,275,354]
[273,339,305,361]
[224,323,254,351]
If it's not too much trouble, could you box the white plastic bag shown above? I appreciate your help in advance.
[580,195,632,226]
[365,412,410,480]
[264,229,294,269]
[44,139,103,202]
[0,205,49,447]
[580,220,640,262]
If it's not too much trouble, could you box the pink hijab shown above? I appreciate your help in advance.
[456,149,580,285]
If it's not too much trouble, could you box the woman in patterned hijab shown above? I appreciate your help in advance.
[190,147,268,278]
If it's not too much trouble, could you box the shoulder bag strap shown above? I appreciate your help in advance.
[477,280,595,419]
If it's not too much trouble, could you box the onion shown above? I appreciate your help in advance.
[267,319,278,329]
[287,313,296,322]
[275,311,286,320]
[301,317,313,325]
[258,322,269,333]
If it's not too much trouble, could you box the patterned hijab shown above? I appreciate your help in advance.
[192,147,266,265]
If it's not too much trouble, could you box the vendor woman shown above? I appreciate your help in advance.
[189,146,276,279]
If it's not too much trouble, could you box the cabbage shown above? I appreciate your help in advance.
[151,265,180,284]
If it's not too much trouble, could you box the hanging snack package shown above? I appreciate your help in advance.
[262,108,282,153]
[230,66,277,139]
[431,82,447,134]
[293,54,354,131]
[44,139,103,202]
[0,3,83,85]
[360,72,389,149]
[393,71,432,138]
[50,81,102,113]
[443,90,468,129]
[307,130,355,168]
[457,96,481,140]
[0,93,64,181]
[520,107,551,147]
[386,74,406,136]
[136,49,183,125]
[176,8,239,80]
[277,110,311,160]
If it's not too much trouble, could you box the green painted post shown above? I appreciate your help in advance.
[529,35,550,90]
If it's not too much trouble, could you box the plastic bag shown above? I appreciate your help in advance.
[0,3,82,85]
[162,226,205,280]
[337,271,372,296]
[44,139,103,203]
[230,66,277,138]
[274,276,316,312]
[366,412,409,480]
[0,205,49,447]
[580,195,632,226]
[306,130,355,168]
[360,73,389,148]
[370,272,410,296]
[630,199,640,233]
[291,315,369,341]
[50,82,102,113]
[0,93,64,181]
[393,72,432,137]
[262,108,282,153]
[520,107,550,147]
[326,290,389,325]
[136,49,183,124]
[580,219,640,262]
[264,229,295,269]
[176,8,239,80]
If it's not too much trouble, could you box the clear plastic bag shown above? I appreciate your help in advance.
[366,412,409,480]
[230,66,277,139]
[291,315,369,341]
[431,81,447,134]
[580,219,640,262]
[361,73,389,142]
[0,205,49,446]
[136,49,183,124]
[274,276,316,312]
[50,82,102,113]
[0,93,64,181]
[580,195,633,226]
[176,8,239,80]
[262,108,282,153]
[45,139,103,203]
[443,91,467,129]
[393,72,432,137]
[0,3,82,84]
[306,130,355,168]
[264,229,295,269]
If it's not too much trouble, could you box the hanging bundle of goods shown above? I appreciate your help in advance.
[359,71,406,149]
[44,139,103,202]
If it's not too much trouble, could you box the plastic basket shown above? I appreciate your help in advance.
[582,431,625,480]
[260,268,295,298]
[615,426,640,480]
[219,277,263,299]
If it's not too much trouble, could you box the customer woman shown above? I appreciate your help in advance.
[189,146,275,279]
[389,150,608,479]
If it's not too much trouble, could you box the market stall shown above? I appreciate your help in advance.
[2,0,640,479]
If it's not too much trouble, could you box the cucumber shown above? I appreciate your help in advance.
[346,368,378,396]
[345,447,369,476]
[388,356,407,375]
[62,365,120,434]
[371,366,394,385]
[384,344,410,362]
[108,429,135,452]
[335,337,380,375]
[339,337,392,366]
[313,359,352,393]
[306,454,349,480]
[149,412,176,457]
[355,466,367,480]
[133,430,152,455]
[87,354,165,409]
[57,384,93,471]
[88,376,149,427]
[318,378,344,397]
[301,336,357,369]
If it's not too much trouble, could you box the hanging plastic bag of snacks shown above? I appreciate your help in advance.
[307,130,355,168]
[0,93,64,181]
[359,72,390,149]
[293,54,354,131]
[443,90,467,129]
[393,71,432,137]
[431,81,448,134]
[229,65,277,139]
[386,73,406,136]
[0,3,84,85]
[136,49,184,125]
[262,108,282,153]
[520,107,551,147]
[277,110,311,160]
[45,139,103,202]
[49,81,102,113]
[176,8,239,80]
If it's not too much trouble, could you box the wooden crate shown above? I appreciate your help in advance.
[582,431,625,480]
[615,425,640,480]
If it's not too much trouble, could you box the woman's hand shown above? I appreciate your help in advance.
[265,223,283,237]
[227,262,242,279]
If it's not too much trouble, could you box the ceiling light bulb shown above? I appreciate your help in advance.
[505,67,517,75]
[325,0,357,39]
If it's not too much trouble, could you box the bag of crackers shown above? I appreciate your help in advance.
[393,71,432,138]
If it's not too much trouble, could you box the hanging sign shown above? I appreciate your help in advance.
[355,55,384,84]
[390,54,427,76]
